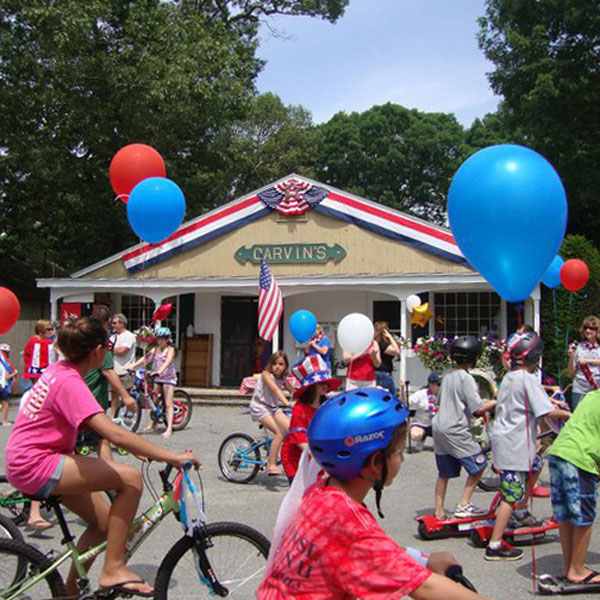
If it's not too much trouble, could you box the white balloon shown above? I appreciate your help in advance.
[406,294,422,313]
[337,313,374,355]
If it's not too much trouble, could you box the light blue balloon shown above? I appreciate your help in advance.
[541,255,564,288]
[448,145,567,302]
[290,310,317,343]
[127,177,186,244]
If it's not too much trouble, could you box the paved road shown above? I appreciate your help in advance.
[2,404,600,599]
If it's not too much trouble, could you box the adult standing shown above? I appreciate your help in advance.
[568,315,600,411]
[374,320,401,395]
[22,320,55,392]
[304,324,332,371]
[84,306,136,459]
[109,314,137,418]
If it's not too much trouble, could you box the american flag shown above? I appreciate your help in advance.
[258,256,282,341]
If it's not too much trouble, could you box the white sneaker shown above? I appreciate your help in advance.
[454,503,488,518]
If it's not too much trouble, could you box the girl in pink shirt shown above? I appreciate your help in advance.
[6,317,199,598]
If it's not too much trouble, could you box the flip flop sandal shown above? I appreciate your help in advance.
[98,579,154,598]
[25,520,53,532]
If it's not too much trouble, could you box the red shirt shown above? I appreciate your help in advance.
[258,479,431,599]
[281,403,317,478]
[348,344,376,381]
[23,337,53,379]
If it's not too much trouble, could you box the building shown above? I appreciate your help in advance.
[37,174,541,388]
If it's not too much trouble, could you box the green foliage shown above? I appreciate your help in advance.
[478,0,600,247]
[540,235,600,384]
[310,104,468,223]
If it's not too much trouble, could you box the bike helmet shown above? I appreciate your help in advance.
[507,331,544,367]
[308,387,410,517]
[449,335,482,364]
[155,327,172,339]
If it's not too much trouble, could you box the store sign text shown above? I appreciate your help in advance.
[234,243,347,265]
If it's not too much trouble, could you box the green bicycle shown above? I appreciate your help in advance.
[0,462,270,599]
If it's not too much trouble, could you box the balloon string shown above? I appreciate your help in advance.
[564,293,573,361]
[552,290,562,388]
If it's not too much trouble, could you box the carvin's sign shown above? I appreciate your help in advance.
[235,243,346,265]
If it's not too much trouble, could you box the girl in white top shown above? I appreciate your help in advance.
[249,351,295,476]
[568,315,600,410]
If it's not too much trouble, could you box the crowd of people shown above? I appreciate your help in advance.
[2,311,600,598]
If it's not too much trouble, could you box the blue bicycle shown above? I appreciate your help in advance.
[218,429,274,484]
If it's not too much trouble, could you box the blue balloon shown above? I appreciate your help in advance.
[541,255,564,288]
[127,177,186,244]
[290,310,317,343]
[448,145,567,302]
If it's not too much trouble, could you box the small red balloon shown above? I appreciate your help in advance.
[0,287,20,335]
[109,144,166,199]
[152,303,173,322]
[560,259,589,292]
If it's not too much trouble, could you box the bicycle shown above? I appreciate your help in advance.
[115,368,193,434]
[0,462,270,599]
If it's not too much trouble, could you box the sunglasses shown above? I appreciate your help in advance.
[584,326,598,331]
[44,328,54,332]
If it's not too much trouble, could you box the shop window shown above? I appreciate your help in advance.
[120,295,178,343]
[434,292,500,338]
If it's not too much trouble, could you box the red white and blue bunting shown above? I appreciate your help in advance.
[122,175,467,274]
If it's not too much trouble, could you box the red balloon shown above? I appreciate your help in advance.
[560,259,589,292]
[152,303,173,322]
[0,287,20,335]
[109,144,166,199]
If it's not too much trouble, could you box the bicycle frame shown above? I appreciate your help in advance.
[1,470,180,600]
[238,437,271,467]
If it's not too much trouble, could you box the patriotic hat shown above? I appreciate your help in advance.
[291,354,342,400]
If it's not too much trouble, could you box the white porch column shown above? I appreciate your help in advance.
[531,286,541,333]
[272,327,280,352]
[49,289,60,323]
[399,297,407,390]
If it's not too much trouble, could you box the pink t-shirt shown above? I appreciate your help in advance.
[5,361,103,494]
[258,479,431,599]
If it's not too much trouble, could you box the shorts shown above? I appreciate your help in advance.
[249,400,282,423]
[500,455,543,504]
[33,455,66,498]
[118,373,134,391]
[0,387,10,401]
[549,455,598,527]
[345,379,376,391]
[435,451,487,479]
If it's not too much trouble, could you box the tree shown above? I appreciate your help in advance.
[478,0,600,246]
[311,103,467,223]
[0,0,348,274]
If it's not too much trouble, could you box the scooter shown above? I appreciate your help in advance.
[537,573,600,596]
[417,490,559,545]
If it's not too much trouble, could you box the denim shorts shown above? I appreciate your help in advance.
[34,455,66,498]
[435,451,487,479]
[549,455,598,527]
[500,455,543,504]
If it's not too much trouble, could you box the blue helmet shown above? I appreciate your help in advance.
[156,327,172,338]
[308,387,410,481]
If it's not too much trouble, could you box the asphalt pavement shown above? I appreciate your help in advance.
[2,404,600,599]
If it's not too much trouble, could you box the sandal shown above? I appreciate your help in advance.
[566,570,600,585]
[98,579,154,598]
[265,465,282,476]
[25,520,53,532]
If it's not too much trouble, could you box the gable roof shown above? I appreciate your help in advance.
[75,174,468,277]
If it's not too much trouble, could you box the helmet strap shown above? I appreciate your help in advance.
[374,452,388,519]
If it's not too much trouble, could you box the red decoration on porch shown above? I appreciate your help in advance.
[60,302,82,322]
[152,303,173,322]
[258,177,328,216]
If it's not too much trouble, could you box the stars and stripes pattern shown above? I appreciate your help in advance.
[258,177,328,216]
[119,175,468,274]
[258,256,283,341]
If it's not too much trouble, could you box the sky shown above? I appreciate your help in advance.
[256,0,499,127]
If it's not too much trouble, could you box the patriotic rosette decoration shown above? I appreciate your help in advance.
[258,177,328,216]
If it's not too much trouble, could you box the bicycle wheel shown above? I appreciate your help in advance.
[115,397,142,433]
[172,390,193,431]
[154,521,270,600]
[0,538,66,599]
[218,433,261,484]
[0,477,30,526]
[0,514,23,544]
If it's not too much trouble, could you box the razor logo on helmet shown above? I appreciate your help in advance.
[344,430,385,447]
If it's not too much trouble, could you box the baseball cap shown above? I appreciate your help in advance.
[427,372,441,384]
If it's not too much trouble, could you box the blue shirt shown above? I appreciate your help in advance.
[307,336,332,371]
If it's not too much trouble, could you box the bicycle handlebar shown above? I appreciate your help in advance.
[445,565,477,592]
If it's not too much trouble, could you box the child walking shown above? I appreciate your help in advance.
[127,327,177,438]
[5,317,199,597]
[547,387,600,584]
[249,351,295,476]
[0,343,17,426]
[259,387,490,599]
[280,354,341,484]
[485,331,571,561]
[432,336,496,519]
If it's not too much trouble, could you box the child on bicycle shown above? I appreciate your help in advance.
[280,354,341,484]
[127,327,177,438]
[259,387,490,599]
[486,331,571,561]
[432,336,497,519]
[5,317,199,598]
[249,350,295,476]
